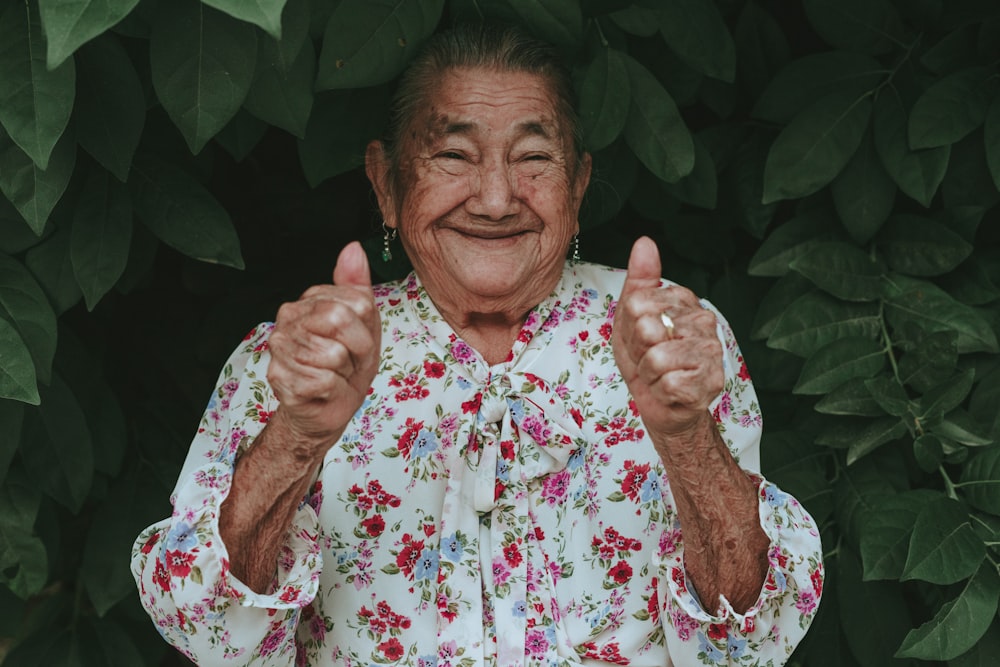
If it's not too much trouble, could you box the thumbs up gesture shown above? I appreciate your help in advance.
[612,237,724,445]
[266,241,382,454]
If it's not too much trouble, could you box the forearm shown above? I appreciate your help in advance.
[652,412,769,613]
[219,408,334,593]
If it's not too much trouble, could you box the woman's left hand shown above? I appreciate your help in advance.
[611,236,724,449]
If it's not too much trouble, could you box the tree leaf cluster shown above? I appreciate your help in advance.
[0,0,998,665]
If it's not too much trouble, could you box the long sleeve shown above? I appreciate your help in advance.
[654,303,824,665]
[130,324,323,666]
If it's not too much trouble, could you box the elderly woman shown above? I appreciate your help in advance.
[132,24,822,667]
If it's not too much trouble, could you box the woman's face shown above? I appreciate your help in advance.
[369,67,591,319]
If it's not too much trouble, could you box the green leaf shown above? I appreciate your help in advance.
[902,496,985,584]
[760,431,833,523]
[506,0,583,49]
[949,620,1000,667]
[899,330,958,393]
[814,377,886,417]
[837,549,914,667]
[790,241,885,301]
[969,367,1000,443]
[21,374,94,512]
[609,6,658,37]
[202,0,287,39]
[0,400,24,484]
[909,67,996,150]
[0,198,48,254]
[918,368,975,422]
[863,375,911,417]
[0,122,76,234]
[271,0,310,74]
[70,170,132,310]
[960,447,1000,516]
[0,252,58,385]
[38,0,140,68]
[622,54,694,184]
[873,89,950,207]
[24,227,82,315]
[129,152,244,269]
[80,617,148,666]
[0,1,75,170]
[763,91,873,203]
[579,48,630,152]
[896,561,1000,660]
[748,208,845,278]
[794,337,885,395]
[986,94,1000,193]
[913,433,944,473]
[244,32,315,138]
[0,319,39,405]
[298,86,392,187]
[662,135,716,209]
[846,418,907,464]
[831,129,896,243]
[883,274,998,354]
[767,291,881,357]
[73,34,145,182]
[860,490,937,580]
[150,0,257,154]
[0,467,47,598]
[879,214,973,277]
[932,410,993,447]
[733,2,790,99]
[752,51,883,124]
[82,476,147,615]
[214,108,268,163]
[731,131,777,238]
[655,0,735,82]
[803,0,902,55]
[315,0,444,90]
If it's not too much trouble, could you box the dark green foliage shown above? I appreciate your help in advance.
[0,0,998,665]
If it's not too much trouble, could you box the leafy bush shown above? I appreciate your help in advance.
[1,0,998,665]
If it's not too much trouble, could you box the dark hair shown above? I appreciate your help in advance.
[381,23,584,174]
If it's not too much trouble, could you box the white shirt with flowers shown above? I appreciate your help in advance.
[132,260,823,667]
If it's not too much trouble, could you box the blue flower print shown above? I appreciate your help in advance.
[765,485,789,508]
[440,534,462,563]
[456,376,472,389]
[697,632,725,663]
[640,475,660,502]
[512,599,527,617]
[567,446,584,471]
[412,429,439,458]
[166,522,198,551]
[509,399,525,424]
[415,547,439,581]
[728,635,748,659]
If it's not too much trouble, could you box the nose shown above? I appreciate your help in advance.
[467,161,519,220]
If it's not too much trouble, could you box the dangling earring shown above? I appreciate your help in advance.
[382,222,398,262]
[571,234,580,264]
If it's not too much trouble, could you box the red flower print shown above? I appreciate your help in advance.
[395,535,424,578]
[671,566,687,593]
[423,360,445,378]
[599,321,613,341]
[609,559,633,584]
[396,419,424,459]
[361,515,386,537]
[811,567,824,596]
[153,558,171,592]
[738,357,751,381]
[707,623,727,641]
[165,549,196,578]
[140,532,160,554]
[461,392,483,414]
[503,542,523,568]
[578,330,589,341]
[570,407,583,428]
[279,586,299,603]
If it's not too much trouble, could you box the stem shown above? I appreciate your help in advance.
[939,465,959,501]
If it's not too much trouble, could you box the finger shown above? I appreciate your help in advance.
[620,236,663,298]
[635,339,724,397]
[333,241,373,289]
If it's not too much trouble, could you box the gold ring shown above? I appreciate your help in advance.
[660,312,676,339]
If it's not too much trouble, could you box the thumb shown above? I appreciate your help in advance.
[622,236,662,294]
[332,241,372,288]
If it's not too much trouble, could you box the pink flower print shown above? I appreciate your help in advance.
[795,589,817,615]
[670,605,698,641]
[260,623,287,656]
[525,629,548,658]
[541,469,569,506]
[520,414,552,444]
[451,340,476,364]
[492,557,511,585]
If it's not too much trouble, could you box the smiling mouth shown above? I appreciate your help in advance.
[450,228,531,240]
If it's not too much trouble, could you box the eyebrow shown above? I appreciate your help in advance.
[429,115,558,141]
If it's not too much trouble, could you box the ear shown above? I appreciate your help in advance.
[365,140,397,228]
[572,152,593,209]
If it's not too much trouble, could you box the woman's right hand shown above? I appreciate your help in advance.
[265,241,382,458]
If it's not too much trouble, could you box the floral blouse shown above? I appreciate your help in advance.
[132,261,823,667]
